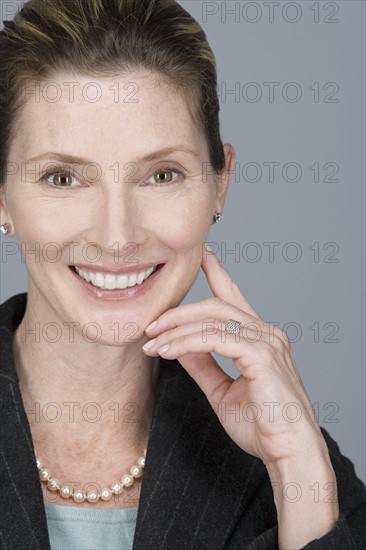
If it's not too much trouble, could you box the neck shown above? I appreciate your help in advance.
[12,303,161,461]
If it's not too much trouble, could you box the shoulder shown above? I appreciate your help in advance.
[0,292,27,325]
[0,292,27,386]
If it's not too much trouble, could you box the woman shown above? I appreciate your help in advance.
[0,1,365,549]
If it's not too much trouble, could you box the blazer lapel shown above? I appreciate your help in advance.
[0,295,51,549]
[133,357,265,550]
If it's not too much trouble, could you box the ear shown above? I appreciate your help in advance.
[214,143,235,215]
[0,188,14,236]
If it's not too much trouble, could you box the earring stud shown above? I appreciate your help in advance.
[213,212,222,224]
[0,223,11,235]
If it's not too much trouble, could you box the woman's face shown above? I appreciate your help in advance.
[1,71,231,344]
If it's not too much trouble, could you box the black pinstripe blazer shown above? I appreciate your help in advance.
[1,293,365,549]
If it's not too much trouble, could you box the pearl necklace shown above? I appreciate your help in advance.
[35,448,146,504]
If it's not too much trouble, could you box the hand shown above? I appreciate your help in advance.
[143,247,339,547]
[143,246,325,467]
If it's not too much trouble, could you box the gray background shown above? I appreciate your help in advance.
[0,1,365,483]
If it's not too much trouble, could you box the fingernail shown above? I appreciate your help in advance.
[142,339,156,351]
[145,321,157,332]
[157,344,170,355]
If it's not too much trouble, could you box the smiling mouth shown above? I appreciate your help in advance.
[70,264,163,290]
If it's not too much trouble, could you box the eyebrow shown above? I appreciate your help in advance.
[26,146,199,165]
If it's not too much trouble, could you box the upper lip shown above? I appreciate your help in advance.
[71,263,161,276]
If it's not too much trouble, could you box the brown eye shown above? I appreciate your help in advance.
[53,174,74,187]
[153,170,173,184]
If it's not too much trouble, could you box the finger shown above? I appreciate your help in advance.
[154,329,299,400]
[154,328,263,371]
[144,316,286,355]
[144,327,298,403]
[176,352,233,406]
[145,299,260,336]
[201,247,260,319]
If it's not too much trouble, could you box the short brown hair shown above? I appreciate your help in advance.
[0,0,225,185]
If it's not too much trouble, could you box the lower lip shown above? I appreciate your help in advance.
[69,265,164,301]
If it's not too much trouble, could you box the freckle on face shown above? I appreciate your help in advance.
[4,71,217,344]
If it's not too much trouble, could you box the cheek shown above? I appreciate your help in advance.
[168,218,209,250]
[4,191,80,270]
[6,185,76,237]
[13,206,74,249]
[149,188,214,250]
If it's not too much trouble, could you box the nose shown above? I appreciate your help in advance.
[83,182,147,261]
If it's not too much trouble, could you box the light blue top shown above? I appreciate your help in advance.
[44,503,138,550]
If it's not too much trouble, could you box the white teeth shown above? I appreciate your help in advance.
[78,269,90,282]
[74,265,157,289]
[95,273,104,287]
[104,274,116,290]
[127,274,137,287]
[117,274,128,288]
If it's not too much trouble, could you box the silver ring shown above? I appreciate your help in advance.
[226,319,242,334]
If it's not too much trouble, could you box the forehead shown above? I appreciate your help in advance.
[12,71,205,162]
